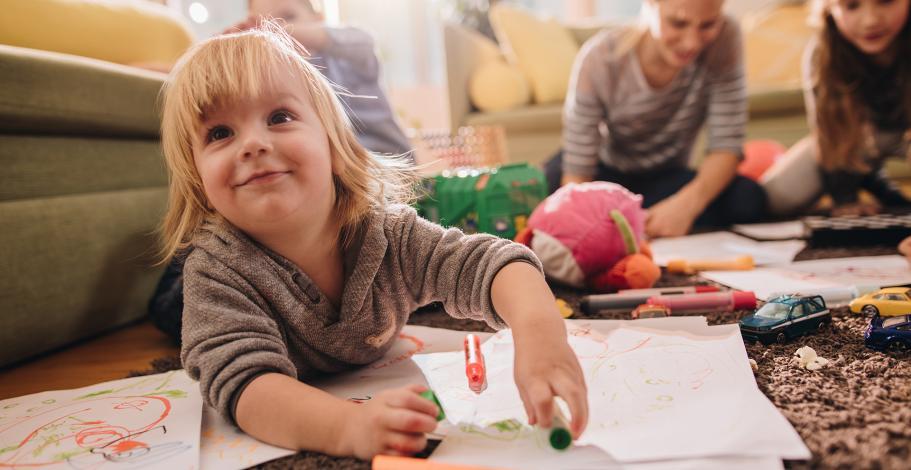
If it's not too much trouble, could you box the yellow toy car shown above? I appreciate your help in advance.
[849,287,911,317]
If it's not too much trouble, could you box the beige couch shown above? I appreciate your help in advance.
[443,9,810,166]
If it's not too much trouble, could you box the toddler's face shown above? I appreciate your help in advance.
[192,79,335,235]
[829,0,909,57]
[648,0,725,68]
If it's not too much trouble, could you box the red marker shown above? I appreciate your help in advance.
[464,334,487,393]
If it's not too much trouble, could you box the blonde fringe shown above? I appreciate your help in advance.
[156,21,416,263]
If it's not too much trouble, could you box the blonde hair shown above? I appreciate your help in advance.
[808,0,911,171]
[157,22,414,262]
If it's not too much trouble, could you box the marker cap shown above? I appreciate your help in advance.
[732,291,757,310]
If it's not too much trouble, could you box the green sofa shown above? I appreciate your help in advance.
[0,44,169,367]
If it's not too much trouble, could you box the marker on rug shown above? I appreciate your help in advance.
[666,255,754,274]
[646,290,757,314]
[617,285,721,296]
[419,389,446,422]
[540,398,573,451]
[581,289,720,313]
[464,333,487,394]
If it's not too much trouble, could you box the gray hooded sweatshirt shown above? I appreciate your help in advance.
[180,204,541,422]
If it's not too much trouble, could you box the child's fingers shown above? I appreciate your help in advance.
[524,381,556,429]
[388,388,440,418]
[517,386,536,425]
[552,377,589,438]
[383,431,428,455]
[382,409,438,434]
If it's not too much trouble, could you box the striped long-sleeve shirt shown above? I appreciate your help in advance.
[562,17,746,176]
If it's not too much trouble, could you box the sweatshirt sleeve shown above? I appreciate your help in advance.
[389,205,543,330]
[180,250,297,423]
[704,18,747,159]
[562,34,608,178]
[322,26,379,81]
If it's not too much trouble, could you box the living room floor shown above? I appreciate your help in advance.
[0,321,178,400]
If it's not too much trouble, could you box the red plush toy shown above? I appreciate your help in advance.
[515,182,660,292]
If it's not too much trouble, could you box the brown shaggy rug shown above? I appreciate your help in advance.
[135,245,911,469]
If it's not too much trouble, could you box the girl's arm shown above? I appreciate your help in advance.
[489,262,589,438]
[236,374,439,458]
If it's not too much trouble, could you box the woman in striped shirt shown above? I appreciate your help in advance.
[545,0,766,237]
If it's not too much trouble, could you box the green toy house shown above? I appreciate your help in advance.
[416,163,547,239]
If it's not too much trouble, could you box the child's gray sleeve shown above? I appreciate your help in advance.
[389,205,544,330]
[180,251,297,424]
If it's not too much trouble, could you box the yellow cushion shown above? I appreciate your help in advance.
[489,4,579,104]
[0,0,194,67]
[470,60,531,112]
[742,4,813,91]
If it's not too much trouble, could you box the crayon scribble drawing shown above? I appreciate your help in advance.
[0,371,201,469]
[414,324,807,462]
[199,405,294,470]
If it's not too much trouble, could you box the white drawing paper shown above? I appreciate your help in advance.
[414,323,809,463]
[701,255,911,300]
[0,370,201,470]
[649,231,806,266]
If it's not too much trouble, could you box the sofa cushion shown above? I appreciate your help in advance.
[743,4,813,91]
[0,45,165,137]
[0,188,167,367]
[0,0,193,68]
[0,135,167,202]
[470,60,531,112]
[489,5,579,105]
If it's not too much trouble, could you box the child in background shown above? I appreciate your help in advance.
[232,0,411,156]
[546,0,766,237]
[159,24,588,459]
[148,0,412,341]
[762,0,911,217]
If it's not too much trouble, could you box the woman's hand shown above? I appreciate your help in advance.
[646,193,700,238]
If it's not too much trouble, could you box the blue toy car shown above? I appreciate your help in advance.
[864,314,911,352]
[739,295,832,345]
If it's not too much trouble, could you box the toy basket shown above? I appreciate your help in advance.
[410,125,509,174]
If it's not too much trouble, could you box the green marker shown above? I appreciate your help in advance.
[420,389,446,422]
[542,399,573,451]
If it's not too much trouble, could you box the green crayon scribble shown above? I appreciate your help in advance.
[0,445,19,456]
[76,389,113,400]
[53,448,89,461]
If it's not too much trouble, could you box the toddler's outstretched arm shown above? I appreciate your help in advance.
[491,262,590,438]
[236,374,439,459]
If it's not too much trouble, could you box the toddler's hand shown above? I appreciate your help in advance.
[513,335,588,438]
[341,384,440,459]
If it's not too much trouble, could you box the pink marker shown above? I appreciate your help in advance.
[647,291,757,314]
[618,285,720,296]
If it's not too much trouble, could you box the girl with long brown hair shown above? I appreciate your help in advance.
[763,0,911,216]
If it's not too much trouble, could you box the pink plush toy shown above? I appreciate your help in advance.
[515,182,660,292]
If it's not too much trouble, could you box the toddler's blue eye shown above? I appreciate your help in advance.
[269,111,293,125]
[207,126,232,142]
